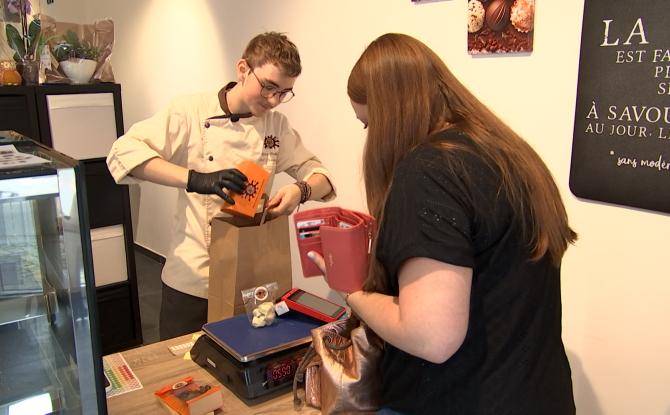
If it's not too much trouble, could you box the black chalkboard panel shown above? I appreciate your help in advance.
[570,0,670,213]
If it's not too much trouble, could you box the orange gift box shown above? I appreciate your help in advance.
[154,376,222,415]
[220,160,269,218]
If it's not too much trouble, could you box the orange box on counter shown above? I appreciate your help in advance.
[154,376,223,415]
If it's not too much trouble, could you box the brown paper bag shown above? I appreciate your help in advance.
[208,213,292,322]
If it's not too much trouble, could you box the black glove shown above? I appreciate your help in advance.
[186,169,248,204]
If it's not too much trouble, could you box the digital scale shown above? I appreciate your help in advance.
[190,311,322,405]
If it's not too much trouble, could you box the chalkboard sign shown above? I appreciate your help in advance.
[570,0,670,213]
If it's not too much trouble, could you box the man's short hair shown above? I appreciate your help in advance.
[242,32,302,77]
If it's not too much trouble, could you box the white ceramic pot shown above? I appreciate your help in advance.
[60,58,97,84]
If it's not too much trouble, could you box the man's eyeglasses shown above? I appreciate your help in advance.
[249,67,295,103]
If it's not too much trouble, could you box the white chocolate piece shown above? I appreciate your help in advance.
[257,302,275,314]
[250,301,277,327]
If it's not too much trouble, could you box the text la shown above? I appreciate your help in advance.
[601,18,649,47]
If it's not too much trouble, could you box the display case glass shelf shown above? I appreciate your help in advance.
[0,131,106,414]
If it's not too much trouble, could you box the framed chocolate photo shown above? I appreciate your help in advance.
[467,0,535,54]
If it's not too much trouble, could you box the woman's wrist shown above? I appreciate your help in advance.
[343,290,362,306]
[342,292,350,305]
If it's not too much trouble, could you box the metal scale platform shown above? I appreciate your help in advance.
[190,311,322,405]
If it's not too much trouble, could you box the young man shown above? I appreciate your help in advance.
[107,32,335,340]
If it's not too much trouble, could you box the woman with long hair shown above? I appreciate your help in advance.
[313,33,576,414]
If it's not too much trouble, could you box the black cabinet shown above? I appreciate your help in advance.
[0,84,142,354]
[82,160,126,228]
[0,86,39,140]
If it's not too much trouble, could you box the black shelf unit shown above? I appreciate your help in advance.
[0,83,143,354]
[0,85,40,140]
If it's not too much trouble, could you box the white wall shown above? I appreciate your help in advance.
[38,0,86,23]
[47,1,670,414]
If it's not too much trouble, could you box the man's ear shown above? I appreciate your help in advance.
[236,59,249,82]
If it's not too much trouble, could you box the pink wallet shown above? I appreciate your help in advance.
[294,207,376,293]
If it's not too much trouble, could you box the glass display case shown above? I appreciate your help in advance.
[0,131,106,414]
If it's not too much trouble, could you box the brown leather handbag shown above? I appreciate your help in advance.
[293,315,384,414]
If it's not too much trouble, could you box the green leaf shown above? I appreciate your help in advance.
[5,24,26,59]
[63,30,81,48]
[35,32,55,57]
[28,19,40,40]
[27,19,42,56]
[53,42,73,61]
[28,19,42,49]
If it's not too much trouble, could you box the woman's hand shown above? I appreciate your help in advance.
[306,251,326,274]
[306,251,357,303]
[266,183,301,217]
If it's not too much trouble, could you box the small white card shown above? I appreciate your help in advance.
[274,300,290,316]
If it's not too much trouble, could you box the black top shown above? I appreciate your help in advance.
[376,130,575,415]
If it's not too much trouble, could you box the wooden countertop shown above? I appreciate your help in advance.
[105,334,320,414]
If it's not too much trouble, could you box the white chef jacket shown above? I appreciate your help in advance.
[107,91,335,298]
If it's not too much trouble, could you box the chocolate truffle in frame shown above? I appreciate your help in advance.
[468,0,486,33]
[485,0,512,32]
[511,0,535,33]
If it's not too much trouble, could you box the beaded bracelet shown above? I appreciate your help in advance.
[295,181,312,204]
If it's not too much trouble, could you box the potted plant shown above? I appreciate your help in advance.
[4,0,47,84]
[53,30,100,84]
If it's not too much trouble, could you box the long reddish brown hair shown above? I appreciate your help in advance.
[347,33,576,293]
